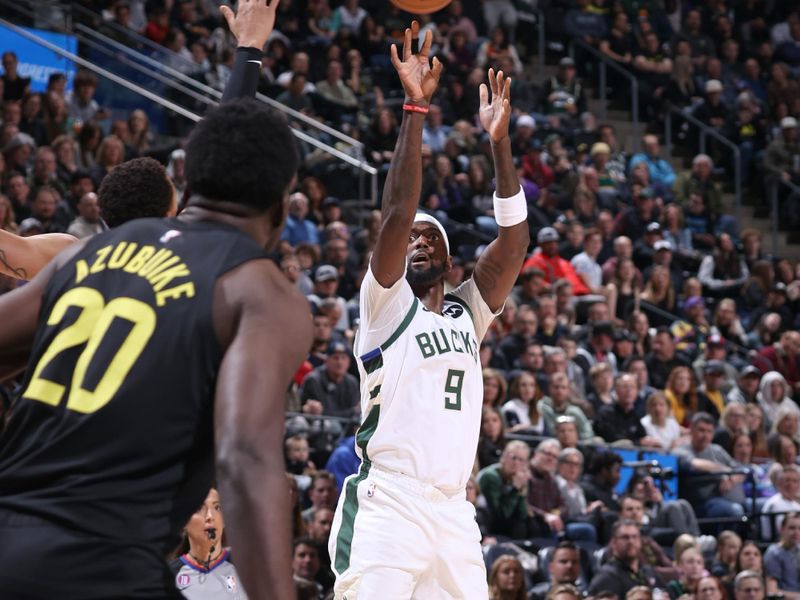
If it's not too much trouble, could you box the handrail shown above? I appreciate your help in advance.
[0,1,378,203]
[71,26,218,108]
[768,178,800,257]
[515,0,546,79]
[0,18,202,124]
[73,23,366,154]
[639,298,751,358]
[568,37,640,153]
[663,104,742,228]
[0,20,378,188]
[68,1,196,70]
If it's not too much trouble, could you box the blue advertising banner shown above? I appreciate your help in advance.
[0,25,77,92]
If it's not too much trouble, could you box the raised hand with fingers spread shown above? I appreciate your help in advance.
[479,68,512,144]
[390,20,443,106]
[220,0,281,50]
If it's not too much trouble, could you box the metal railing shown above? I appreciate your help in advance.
[567,37,640,152]
[516,0,546,79]
[68,1,196,71]
[74,23,367,153]
[768,178,800,256]
[664,104,742,227]
[0,4,379,205]
[639,299,751,358]
[0,18,202,124]
[1,20,379,204]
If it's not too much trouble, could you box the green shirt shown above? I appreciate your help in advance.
[477,463,527,523]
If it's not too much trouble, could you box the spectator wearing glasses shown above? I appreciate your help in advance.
[478,441,530,539]
[588,519,664,598]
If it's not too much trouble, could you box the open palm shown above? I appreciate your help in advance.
[479,68,512,143]
[391,21,443,104]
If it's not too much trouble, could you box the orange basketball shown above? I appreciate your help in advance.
[389,0,452,15]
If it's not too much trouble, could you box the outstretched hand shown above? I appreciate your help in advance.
[221,0,281,50]
[390,21,443,106]
[479,68,512,143]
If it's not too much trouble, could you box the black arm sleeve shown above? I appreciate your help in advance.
[221,47,263,102]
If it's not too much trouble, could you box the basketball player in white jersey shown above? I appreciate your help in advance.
[328,21,530,599]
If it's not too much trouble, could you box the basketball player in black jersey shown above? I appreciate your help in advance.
[0,0,269,283]
[0,3,310,600]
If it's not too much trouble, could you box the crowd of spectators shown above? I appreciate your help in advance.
[2,1,800,600]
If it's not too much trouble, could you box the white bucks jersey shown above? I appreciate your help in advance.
[354,268,498,492]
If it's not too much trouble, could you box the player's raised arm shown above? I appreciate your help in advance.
[213,260,312,600]
[370,21,443,288]
[220,0,281,102]
[472,69,530,312]
[0,229,77,281]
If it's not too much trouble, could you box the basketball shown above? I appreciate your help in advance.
[389,0,452,15]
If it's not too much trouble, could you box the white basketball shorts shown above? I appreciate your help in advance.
[328,464,488,600]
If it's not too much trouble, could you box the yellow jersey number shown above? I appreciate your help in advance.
[23,286,156,414]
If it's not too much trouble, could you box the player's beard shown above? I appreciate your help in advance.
[406,262,445,287]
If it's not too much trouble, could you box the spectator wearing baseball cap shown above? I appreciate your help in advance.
[522,227,590,296]
[633,221,664,272]
[673,154,724,219]
[308,264,350,332]
[695,80,730,132]
[590,142,625,205]
[614,186,659,243]
[692,333,736,395]
[299,339,360,420]
[698,359,728,418]
[764,116,800,188]
[645,238,686,296]
[538,54,587,128]
[510,114,537,157]
[727,365,762,405]
[670,296,710,359]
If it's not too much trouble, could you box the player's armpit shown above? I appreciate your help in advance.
[0,230,77,281]
[213,259,311,600]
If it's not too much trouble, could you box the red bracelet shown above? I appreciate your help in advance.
[403,103,429,114]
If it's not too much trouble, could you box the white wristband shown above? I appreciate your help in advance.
[493,186,528,227]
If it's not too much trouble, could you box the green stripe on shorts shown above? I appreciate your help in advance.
[333,404,380,574]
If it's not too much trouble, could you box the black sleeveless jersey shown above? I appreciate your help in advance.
[0,217,268,555]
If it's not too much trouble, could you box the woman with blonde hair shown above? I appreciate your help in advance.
[666,54,698,106]
[710,530,741,580]
[666,545,706,600]
[771,406,800,446]
[482,368,508,407]
[545,583,581,600]
[661,203,694,259]
[641,391,683,451]
[90,134,125,188]
[488,555,527,600]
